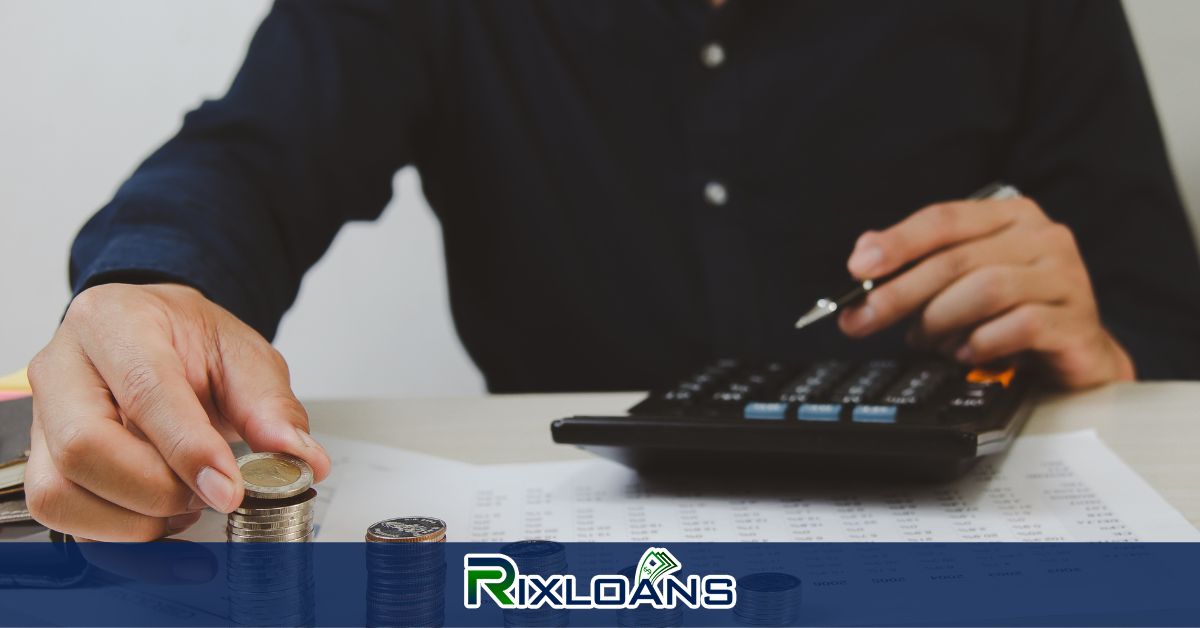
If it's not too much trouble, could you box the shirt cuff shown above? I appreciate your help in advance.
[70,228,277,338]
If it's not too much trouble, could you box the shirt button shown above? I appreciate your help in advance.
[704,181,728,206]
[700,42,725,69]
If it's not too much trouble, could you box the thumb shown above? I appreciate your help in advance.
[212,327,332,483]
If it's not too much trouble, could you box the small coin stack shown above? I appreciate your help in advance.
[732,572,803,626]
[228,452,316,542]
[616,565,683,627]
[365,516,448,627]
[499,540,569,628]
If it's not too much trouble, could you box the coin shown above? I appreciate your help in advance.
[238,452,313,499]
[227,521,313,537]
[732,572,803,625]
[229,529,313,543]
[234,488,317,515]
[228,454,315,543]
[228,512,314,530]
[366,516,447,543]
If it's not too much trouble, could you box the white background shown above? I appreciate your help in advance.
[1,1,1198,398]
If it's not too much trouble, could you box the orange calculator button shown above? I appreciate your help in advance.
[966,365,1016,388]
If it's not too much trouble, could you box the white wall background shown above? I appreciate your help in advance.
[1,0,1197,399]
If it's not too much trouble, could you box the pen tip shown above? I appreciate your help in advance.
[794,308,826,330]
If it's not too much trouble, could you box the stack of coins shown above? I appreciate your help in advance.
[499,540,569,628]
[226,543,315,626]
[732,572,803,626]
[227,453,316,543]
[365,516,448,627]
[616,566,683,627]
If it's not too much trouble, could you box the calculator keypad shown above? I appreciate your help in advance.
[636,358,1020,426]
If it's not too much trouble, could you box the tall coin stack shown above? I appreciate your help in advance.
[226,453,318,626]
[365,516,448,628]
[499,540,569,628]
[228,452,316,543]
[732,572,803,626]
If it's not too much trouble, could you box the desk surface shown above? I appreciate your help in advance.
[307,382,1200,528]
[1,381,1196,542]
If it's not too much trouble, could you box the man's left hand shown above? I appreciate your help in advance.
[838,195,1135,389]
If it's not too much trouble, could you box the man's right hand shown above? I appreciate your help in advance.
[25,283,331,541]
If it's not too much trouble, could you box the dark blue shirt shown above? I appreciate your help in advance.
[71,0,1200,391]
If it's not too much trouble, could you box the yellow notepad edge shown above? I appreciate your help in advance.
[0,367,31,392]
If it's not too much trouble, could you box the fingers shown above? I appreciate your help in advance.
[840,228,1040,337]
[955,303,1066,365]
[847,196,1046,279]
[210,320,331,482]
[24,418,190,542]
[69,302,243,513]
[913,264,1065,344]
[28,343,196,518]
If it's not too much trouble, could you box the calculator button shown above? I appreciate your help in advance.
[832,360,900,404]
[882,363,949,405]
[664,389,696,402]
[941,382,1002,420]
[851,404,899,423]
[712,390,748,403]
[743,402,789,420]
[778,360,849,402]
[965,365,1016,388]
[797,403,842,422]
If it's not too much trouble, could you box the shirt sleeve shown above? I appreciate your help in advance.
[69,0,428,339]
[1002,0,1200,379]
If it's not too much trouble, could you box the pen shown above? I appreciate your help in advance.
[793,182,1022,330]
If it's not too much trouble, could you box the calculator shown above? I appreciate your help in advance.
[550,357,1037,479]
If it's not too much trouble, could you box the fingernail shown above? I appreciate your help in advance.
[166,511,202,535]
[955,345,973,362]
[848,244,883,276]
[294,427,323,451]
[195,466,237,513]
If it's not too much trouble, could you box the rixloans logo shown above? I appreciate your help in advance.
[464,547,737,610]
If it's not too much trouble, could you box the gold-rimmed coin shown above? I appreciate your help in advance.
[238,452,313,499]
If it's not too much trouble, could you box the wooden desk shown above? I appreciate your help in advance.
[306,382,1200,528]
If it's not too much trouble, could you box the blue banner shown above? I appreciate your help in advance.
[0,541,1197,626]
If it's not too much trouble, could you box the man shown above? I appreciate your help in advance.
[24,1,1200,540]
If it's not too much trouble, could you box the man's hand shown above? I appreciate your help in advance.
[25,283,331,541]
[838,195,1135,389]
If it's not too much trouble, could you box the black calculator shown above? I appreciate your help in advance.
[550,357,1037,479]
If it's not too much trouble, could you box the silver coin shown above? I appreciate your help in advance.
[228,520,312,536]
[233,488,317,515]
[229,504,314,522]
[228,529,313,543]
[366,517,447,543]
[228,512,314,530]
[237,452,314,499]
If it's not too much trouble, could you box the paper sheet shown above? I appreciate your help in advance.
[315,430,1199,542]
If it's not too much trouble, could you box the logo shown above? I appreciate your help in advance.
[464,547,737,610]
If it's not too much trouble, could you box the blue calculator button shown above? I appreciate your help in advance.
[852,404,898,423]
[797,403,842,422]
[743,402,788,420]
